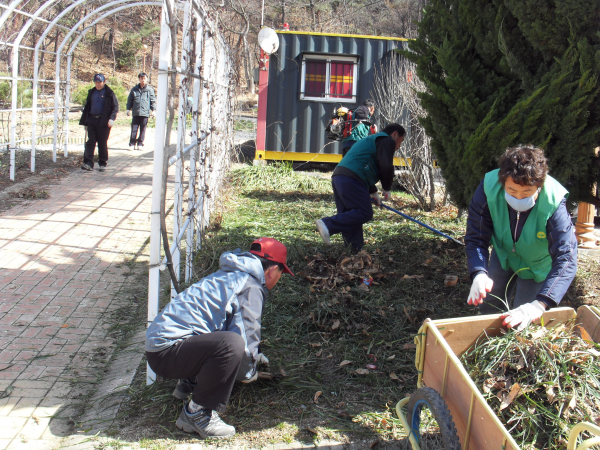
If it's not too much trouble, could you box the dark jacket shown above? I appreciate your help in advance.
[333,134,396,194]
[126,84,156,117]
[145,251,268,381]
[465,180,577,307]
[79,85,119,127]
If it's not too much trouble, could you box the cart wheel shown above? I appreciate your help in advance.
[407,387,461,450]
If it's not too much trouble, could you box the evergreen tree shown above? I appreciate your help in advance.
[404,0,600,209]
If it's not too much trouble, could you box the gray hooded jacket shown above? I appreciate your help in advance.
[145,250,268,381]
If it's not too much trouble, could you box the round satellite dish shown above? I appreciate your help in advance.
[258,27,279,55]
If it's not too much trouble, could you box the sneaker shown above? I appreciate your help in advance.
[137,144,144,150]
[129,144,134,151]
[81,163,92,171]
[315,219,331,245]
[173,377,196,400]
[175,404,235,439]
[99,166,106,172]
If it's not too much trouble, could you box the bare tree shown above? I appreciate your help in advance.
[371,52,437,210]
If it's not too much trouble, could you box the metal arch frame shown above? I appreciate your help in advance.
[8,0,62,181]
[1,0,157,179]
[51,1,161,160]
[30,0,124,170]
[2,0,236,388]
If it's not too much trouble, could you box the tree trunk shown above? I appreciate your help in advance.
[243,35,255,93]
[309,0,316,31]
[428,164,436,211]
[52,31,61,63]
[111,20,116,77]
[149,39,155,84]
[281,0,286,26]
[160,5,181,295]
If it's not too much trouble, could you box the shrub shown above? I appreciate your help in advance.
[116,33,143,70]
[0,72,34,109]
[71,77,129,111]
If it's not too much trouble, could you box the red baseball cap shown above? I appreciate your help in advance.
[249,237,294,276]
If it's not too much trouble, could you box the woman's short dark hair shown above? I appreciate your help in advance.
[250,243,284,272]
[363,99,375,108]
[382,123,406,137]
[498,145,548,187]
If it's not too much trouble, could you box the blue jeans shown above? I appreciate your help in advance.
[479,249,545,314]
[321,175,373,251]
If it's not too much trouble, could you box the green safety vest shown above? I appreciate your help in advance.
[337,132,389,188]
[483,169,568,282]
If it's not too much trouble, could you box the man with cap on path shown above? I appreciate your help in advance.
[145,237,293,439]
[79,74,119,172]
[316,123,406,252]
[126,72,156,150]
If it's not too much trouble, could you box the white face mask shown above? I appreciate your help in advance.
[504,188,539,212]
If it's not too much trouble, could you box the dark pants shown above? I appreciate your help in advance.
[478,249,545,315]
[130,116,149,146]
[341,140,356,156]
[84,116,110,168]
[146,331,244,413]
[321,175,373,251]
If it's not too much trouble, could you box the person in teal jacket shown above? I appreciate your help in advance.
[464,146,577,331]
[341,99,376,156]
[316,123,405,251]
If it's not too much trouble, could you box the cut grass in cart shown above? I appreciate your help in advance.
[395,306,600,450]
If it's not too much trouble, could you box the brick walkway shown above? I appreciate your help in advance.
[0,130,155,450]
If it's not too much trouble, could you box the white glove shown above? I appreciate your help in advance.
[151,111,155,118]
[467,273,493,306]
[501,300,547,331]
[382,190,391,200]
[371,192,382,206]
[241,371,258,384]
[126,110,131,116]
[257,353,269,365]
[107,119,115,127]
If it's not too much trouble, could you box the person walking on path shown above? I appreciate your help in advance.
[316,123,405,252]
[465,145,577,331]
[79,74,118,172]
[341,99,376,156]
[145,237,293,439]
[126,72,156,150]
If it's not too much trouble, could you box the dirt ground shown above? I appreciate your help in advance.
[0,149,84,213]
[102,164,600,450]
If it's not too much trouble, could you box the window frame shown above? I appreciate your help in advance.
[300,53,358,103]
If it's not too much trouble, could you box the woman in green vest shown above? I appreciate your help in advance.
[464,145,578,331]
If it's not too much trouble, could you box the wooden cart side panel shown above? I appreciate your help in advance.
[421,331,518,450]
[436,308,577,356]
[576,306,600,343]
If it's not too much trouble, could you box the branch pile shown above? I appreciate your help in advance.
[303,251,394,292]
[462,322,600,449]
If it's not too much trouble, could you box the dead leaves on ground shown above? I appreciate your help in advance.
[304,251,385,292]
[303,251,424,293]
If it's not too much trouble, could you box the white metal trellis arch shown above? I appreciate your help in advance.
[51,1,162,160]
[1,0,235,386]
[29,0,157,169]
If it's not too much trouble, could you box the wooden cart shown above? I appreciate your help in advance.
[396,306,600,450]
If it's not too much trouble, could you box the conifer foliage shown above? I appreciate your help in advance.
[404,0,600,209]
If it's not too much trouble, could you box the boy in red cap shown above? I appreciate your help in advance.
[146,238,293,439]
